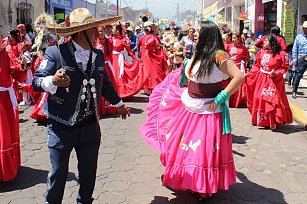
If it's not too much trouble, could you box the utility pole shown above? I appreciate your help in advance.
[106,0,108,17]
[145,1,148,11]
[177,3,179,23]
[117,0,119,15]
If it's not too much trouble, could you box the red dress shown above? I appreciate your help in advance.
[227,43,249,108]
[110,36,146,98]
[96,39,118,115]
[141,34,168,90]
[246,49,292,128]
[5,42,23,103]
[0,49,26,181]
[29,56,48,122]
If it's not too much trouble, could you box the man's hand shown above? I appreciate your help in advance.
[116,104,130,120]
[52,68,70,87]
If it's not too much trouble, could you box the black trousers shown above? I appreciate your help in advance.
[45,118,101,204]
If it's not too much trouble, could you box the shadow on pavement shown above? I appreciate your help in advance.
[0,166,77,193]
[128,107,144,114]
[124,95,149,103]
[150,172,286,204]
[232,134,249,144]
[271,124,306,134]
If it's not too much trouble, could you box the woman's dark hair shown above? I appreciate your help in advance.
[190,21,225,78]
[178,32,184,41]
[115,24,124,36]
[188,27,196,33]
[224,31,232,39]
[232,32,242,43]
[9,29,21,42]
[266,34,281,56]
[270,26,281,36]
[25,24,33,33]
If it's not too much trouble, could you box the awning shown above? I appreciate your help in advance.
[238,11,248,20]
[262,0,275,3]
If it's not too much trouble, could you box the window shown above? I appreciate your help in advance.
[15,2,34,25]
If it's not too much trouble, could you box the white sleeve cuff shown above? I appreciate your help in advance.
[112,100,124,107]
[41,76,58,94]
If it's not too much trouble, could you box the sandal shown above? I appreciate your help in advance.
[197,193,214,201]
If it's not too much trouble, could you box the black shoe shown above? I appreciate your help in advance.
[292,92,297,99]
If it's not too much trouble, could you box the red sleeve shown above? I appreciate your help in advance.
[278,36,287,51]
[275,51,289,76]
[254,36,265,49]
[9,52,26,82]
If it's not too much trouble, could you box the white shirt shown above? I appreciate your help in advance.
[41,40,123,107]
[181,60,229,114]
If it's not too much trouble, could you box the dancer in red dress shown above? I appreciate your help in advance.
[139,23,168,95]
[223,31,233,51]
[29,54,48,122]
[226,32,249,108]
[246,35,292,129]
[110,24,146,98]
[0,36,26,181]
[96,27,118,115]
[3,29,23,103]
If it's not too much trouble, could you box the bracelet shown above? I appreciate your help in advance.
[214,90,230,105]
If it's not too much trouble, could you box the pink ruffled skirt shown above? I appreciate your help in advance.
[140,68,236,193]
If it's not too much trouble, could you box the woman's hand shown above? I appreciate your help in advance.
[270,69,276,78]
[205,100,218,111]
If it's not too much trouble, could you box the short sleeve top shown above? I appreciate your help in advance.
[185,50,229,84]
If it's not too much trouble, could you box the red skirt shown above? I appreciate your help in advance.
[0,91,21,181]
[112,54,147,98]
[30,92,48,122]
[246,68,292,128]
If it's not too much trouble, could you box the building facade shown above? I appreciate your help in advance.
[47,0,96,23]
[0,0,45,36]
[200,0,305,44]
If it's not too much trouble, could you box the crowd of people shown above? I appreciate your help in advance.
[0,7,306,203]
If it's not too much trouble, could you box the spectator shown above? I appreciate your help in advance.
[255,26,287,51]
[291,21,307,98]
[17,24,32,44]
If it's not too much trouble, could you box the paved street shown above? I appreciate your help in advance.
[0,93,306,204]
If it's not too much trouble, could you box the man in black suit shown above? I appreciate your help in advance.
[32,8,129,204]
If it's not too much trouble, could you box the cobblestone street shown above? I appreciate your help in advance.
[0,93,306,204]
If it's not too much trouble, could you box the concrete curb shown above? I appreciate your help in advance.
[290,103,307,130]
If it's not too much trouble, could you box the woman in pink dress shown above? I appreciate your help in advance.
[246,35,292,129]
[96,27,118,115]
[226,32,250,108]
[0,36,26,181]
[110,24,146,98]
[140,21,244,200]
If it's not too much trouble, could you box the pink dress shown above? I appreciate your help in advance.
[140,50,236,193]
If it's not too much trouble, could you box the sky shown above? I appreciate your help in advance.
[108,0,197,19]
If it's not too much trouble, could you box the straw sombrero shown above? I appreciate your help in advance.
[47,8,122,37]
